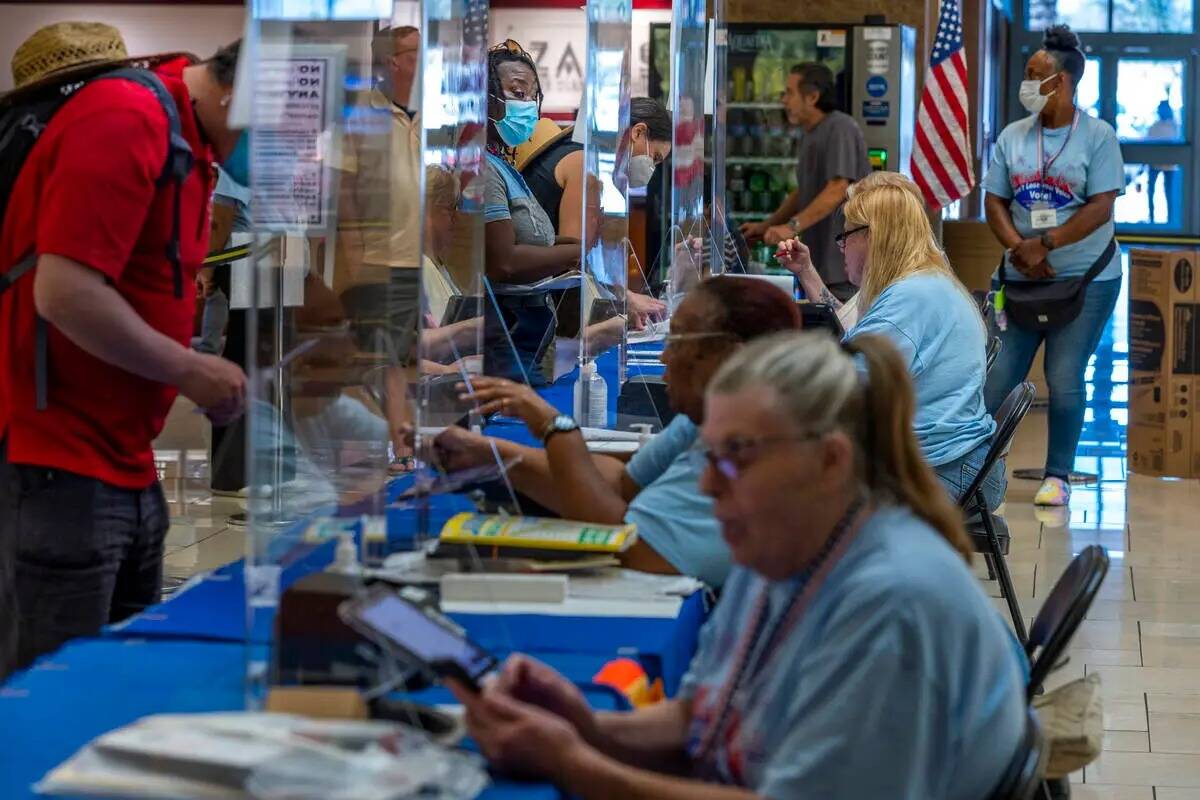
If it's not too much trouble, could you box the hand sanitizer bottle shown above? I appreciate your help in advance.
[574,360,608,428]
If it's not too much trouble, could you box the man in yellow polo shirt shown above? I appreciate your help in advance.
[334,25,424,466]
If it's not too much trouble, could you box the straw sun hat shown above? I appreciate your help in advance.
[4,21,187,105]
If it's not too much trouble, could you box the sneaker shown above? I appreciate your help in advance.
[1034,476,1071,507]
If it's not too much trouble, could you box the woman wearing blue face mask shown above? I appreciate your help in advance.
[982,25,1124,508]
[482,39,582,385]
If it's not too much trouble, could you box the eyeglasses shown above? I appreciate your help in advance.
[662,331,737,350]
[691,432,824,481]
[835,225,869,250]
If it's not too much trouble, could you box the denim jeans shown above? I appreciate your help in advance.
[0,441,168,674]
[984,277,1122,478]
[933,440,1007,512]
[194,287,229,356]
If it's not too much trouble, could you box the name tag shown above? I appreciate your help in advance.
[1030,205,1057,230]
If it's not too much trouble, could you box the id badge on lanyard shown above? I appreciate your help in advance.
[1033,109,1080,230]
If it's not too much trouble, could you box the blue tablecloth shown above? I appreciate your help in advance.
[0,638,641,799]
[105,547,704,696]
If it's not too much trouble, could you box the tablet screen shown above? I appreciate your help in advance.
[355,593,494,680]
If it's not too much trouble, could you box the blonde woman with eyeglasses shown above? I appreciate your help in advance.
[776,172,1004,510]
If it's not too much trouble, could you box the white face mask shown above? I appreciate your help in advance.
[627,136,657,189]
[1019,74,1058,115]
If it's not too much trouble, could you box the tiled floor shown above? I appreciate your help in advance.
[154,265,1200,797]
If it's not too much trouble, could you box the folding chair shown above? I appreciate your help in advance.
[987,336,1002,376]
[1025,545,1110,699]
[961,381,1037,643]
[985,706,1050,800]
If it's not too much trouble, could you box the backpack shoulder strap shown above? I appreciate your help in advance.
[91,68,195,300]
[92,68,194,186]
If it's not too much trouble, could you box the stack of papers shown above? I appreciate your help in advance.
[37,712,488,800]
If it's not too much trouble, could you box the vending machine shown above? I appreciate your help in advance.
[648,20,917,228]
[849,24,917,175]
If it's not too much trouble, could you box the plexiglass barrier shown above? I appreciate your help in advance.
[237,0,682,729]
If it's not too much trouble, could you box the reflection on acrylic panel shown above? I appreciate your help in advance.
[666,0,709,305]
[416,0,488,444]
[1116,60,1185,142]
[254,0,393,20]
[579,0,632,375]
[1115,163,1185,227]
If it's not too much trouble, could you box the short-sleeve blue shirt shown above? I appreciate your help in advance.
[625,415,731,588]
[680,505,1027,799]
[849,273,996,467]
[983,113,1125,281]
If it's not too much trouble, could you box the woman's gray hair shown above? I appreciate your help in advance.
[706,329,975,561]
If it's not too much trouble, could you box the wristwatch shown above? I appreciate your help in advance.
[1040,232,1057,251]
[541,415,580,446]
[787,218,802,233]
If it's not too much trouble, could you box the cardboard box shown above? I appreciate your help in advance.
[1128,249,1199,478]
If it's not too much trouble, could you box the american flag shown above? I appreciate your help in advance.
[911,0,974,209]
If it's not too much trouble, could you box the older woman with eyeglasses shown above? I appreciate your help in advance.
[776,171,1004,511]
[425,275,801,589]
[447,332,1027,799]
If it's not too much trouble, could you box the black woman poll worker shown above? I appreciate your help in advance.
[482,39,581,386]
[983,25,1124,509]
[426,276,802,589]
[447,331,1026,799]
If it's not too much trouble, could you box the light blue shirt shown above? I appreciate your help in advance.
[983,112,1125,281]
[680,505,1027,799]
[625,416,730,588]
[849,273,995,467]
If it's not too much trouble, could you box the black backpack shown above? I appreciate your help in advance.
[0,67,194,409]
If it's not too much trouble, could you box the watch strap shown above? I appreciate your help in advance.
[541,415,579,446]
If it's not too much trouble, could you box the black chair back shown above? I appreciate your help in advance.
[987,336,1003,376]
[1026,545,1110,699]
[959,381,1036,513]
[986,706,1049,800]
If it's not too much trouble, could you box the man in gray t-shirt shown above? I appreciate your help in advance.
[741,63,870,301]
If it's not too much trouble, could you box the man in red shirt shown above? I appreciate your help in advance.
[0,23,247,676]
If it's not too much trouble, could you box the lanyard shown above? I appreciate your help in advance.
[694,498,867,763]
[1037,108,1081,187]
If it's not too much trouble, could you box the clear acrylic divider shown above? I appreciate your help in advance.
[238,0,658,750]
[575,0,634,436]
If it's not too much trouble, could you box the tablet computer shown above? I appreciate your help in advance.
[339,586,497,692]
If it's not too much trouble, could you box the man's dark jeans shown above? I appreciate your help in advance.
[0,441,168,677]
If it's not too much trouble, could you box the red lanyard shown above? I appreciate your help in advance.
[694,499,868,763]
[1037,108,1081,187]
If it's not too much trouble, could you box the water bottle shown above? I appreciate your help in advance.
[574,360,608,428]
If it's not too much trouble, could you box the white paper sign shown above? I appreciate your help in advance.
[251,45,345,234]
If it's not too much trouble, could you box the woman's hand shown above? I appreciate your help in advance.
[1010,238,1056,279]
[459,376,557,434]
[626,291,666,330]
[492,654,600,743]
[774,238,815,275]
[448,678,586,783]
